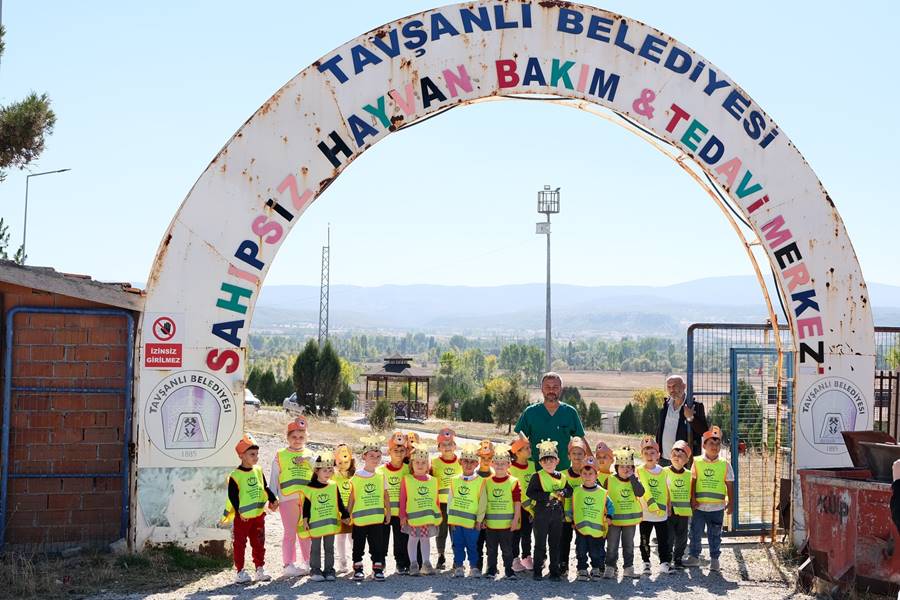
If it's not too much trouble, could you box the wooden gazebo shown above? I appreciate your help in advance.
[364,355,434,421]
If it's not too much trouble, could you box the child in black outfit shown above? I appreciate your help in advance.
[525,439,570,581]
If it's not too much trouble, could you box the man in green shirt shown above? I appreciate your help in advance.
[514,372,585,470]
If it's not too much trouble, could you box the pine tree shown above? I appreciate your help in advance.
[618,403,639,434]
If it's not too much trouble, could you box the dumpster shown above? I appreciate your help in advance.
[798,432,900,595]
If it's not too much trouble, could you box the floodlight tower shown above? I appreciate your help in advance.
[318,225,330,347]
[536,186,560,373]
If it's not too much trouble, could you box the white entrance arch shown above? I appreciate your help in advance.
[134,1,874,548]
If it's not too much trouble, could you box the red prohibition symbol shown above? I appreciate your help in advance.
[152,316,177,341]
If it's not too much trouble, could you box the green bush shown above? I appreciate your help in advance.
[618,403,639,434]
[368,398,395,431]
[460,394,493,423]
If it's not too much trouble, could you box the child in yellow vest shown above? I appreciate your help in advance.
[560,436,590,576]
[594,441,615,489]
[685,426,734,572]
[431,427,461,570]
[509,434,536,572]
[572,456,614,581]
[448,444,487,578]
[332,443,355,573]
[347,436,391,581]
[300,451,350,581]
[401,443,441,576]
[269,418,312,577]
[665,439,693,570]
[603,447,645,579]
[378,431,411,574]
[526,439,568,581]
[222,433,278,584]
[483,443,522,580]
[474,439,495,571]
[637,436,671,575]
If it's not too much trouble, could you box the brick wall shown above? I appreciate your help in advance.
[1,283,134,549]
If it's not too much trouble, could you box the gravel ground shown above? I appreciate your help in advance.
[91,423,810,600]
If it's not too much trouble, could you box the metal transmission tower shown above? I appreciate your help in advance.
[318,225,330,347]
[536,186,560,373]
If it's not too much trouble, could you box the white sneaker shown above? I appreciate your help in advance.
[659,562,671,574]
[709,558,720,572]
[337,560,348,573]
[255,567,272,582]
[420,562,435,576]
[603,566,615,579]
[408,563,420,577]
[234,570,252,584]
[310,573,325,582]
[682,556,701,567]
[282,564,302,577]
[512,557,525,572]
[642,561,651,575]
[297,563,310,576]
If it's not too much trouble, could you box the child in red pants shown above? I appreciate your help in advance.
[222,433,279,583]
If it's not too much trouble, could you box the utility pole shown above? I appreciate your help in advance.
[536,186,560,373]
[317,225,330,347]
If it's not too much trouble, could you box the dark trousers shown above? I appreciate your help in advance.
[639,520,672,564]
[352,523,386,567]
[485,529,515,575]
[310,535,335,576]
[575,532,606,571]
[476,528,486,569]
[385,516,410,570]
[436,503,449,557]
[233,514,266,571]
[513,510,533,559]
[532,507,563,576]
[559,521,574,571]
[667,515,690,564]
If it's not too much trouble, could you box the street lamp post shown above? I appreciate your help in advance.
[23,168,71,264]
[536,185,560,373]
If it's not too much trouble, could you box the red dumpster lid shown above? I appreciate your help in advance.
[841,431,896,468]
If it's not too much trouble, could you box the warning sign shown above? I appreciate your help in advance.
[144,313,184,370]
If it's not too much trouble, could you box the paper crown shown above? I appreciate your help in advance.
[594,441,614,459]
[388,430,406,450]
[613,447,636,467]
[537,439,559,459]
[460,444,480,461]
[359,436,382,454]
[409,442,432,461]
[510,434,530,455]
[492,443,512,462]
[477,439,494,458]
[671,439,692,458]
[640,435,660,453]
[437,427,456,443]
[287,417,307,433]
[568,436,590,454]
[314,450,336,469]
[235,432,259,456]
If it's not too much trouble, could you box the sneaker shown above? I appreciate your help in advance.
[282,564,302,578]
[255,567,272,582]
[452,566,466,577]
[576,569,590,581]
[532,572,543,581]
[673,561,685,571]
[659,562,671,574]
[353,567,365,581]
[682,556,701,568]
[642,561,651,575]
[421,562,434,576]
[520,556,534,570]
[337,560,349,574]
[469,566,481,578]
[234,570,252,584]
[396,565,409,576]
[310,573,325,582]
[623,566,635,578]
[436,555,446,570]
[374,571,385,581]
[548,573,562,582]
[484,569,498,579]
[408,563,420,577]
[709,558,720,573]
[559,566,569,576]
[591,567,603,579]
[603,566,615,579]
[512,557,525,572]
[325,573,336,581]
[505,571,518,580]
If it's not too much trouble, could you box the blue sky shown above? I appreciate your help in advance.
[1,1,898,288]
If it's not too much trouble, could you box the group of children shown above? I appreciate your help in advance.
[223,418,733,584]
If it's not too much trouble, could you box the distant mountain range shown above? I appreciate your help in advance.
[250,276,900,337]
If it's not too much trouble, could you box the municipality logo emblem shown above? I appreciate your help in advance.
[364,483,376,494]
[417,486,429,496]
[459,486,470,496]
[704,468,714,478]
[674,479,685,488]
[649,479,659,488]
[799,377,870,455]
[584,496,595,506]
[492,488,504,498]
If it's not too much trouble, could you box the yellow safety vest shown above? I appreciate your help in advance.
[298,482,340,539]
[484,477,517,529]
[509,461,536,516]
[277,448,313,497]
[694,459,728,505]
[431,456,463,504]
[334,472,353,507]
[447,476,485,528]
[598,471,610,490]
[607,476,642,526]
[665,466,693,517]
[572,485,609,538]
[563,469,583,522]
[403,475,441,527]
[530,469,567,513]
[226,466,267,520]
[350,473,386,526]
[638,466,669,517]
[377,463,409,517]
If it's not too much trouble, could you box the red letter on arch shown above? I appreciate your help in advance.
[496,59,520,88]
